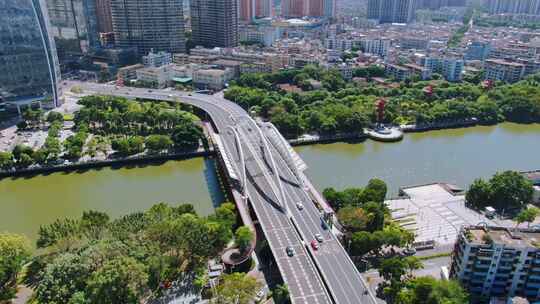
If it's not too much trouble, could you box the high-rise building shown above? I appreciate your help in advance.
[95,0,113,33]
[46,0,100,52]
[239,0,272,22]
[485,0,540,15]
[368,0,417,23]
[416,0,465,10]
[323,0,336,18]
[0,0,62,109]
[281,0,331,17]
[451,226,540,301]
[191,0,238,48]
[111,0,186,56]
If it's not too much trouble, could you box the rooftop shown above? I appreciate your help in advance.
[466,226,540,248]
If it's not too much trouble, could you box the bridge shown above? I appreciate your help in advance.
[71,83,377,304]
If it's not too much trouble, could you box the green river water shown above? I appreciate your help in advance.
[1,123,539,242]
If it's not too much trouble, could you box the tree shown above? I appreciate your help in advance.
[215,273,261,304]
[47,111,64,123]
[273,284,291,304]
[465,178,492,210]
[86,256,148,304]
[0,152,14,170]
[18,153,34,168]
[515,207,540,227]
[337,206,369,232]
[363,201,386,232]
[396,277,468,304]
[235,226,253,253]
[37,218,81,250]
[489,171,533,211]
[0,233,31,301]
[378,257,423,303]
[80,210,110,240]
[145,134,173,153]
[35,253,92,303]
[171,123,202,150]
[362,178,388,203]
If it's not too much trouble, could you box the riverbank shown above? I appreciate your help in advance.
[0,148,214,179]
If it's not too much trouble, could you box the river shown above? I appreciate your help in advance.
[1,123,539,242]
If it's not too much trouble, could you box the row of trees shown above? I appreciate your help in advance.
[225,66,540,137]
[17,202,238,304]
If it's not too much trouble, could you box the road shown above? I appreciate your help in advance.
[71,82,376,304]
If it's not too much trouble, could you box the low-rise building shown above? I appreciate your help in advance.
[485,59,525,83]
[142,50,172,67]
[212,59,243,78]
[136,65,172,88]
[385,64,414,81]
[192,68,234,91]
[117,64,144,81]
[450,226,540,302]
[239,62,272,74]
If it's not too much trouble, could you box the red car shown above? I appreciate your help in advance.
[311,240,319,250]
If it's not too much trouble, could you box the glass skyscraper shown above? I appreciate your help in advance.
[0,0,61,109]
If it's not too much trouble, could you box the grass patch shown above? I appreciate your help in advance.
[63,114,74,121]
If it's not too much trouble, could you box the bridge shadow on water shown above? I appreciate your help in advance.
[203,157,226,208]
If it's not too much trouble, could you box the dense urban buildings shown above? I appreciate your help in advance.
[368,0,417,23]
[191,0,239,48]
[110,0,186,56]
[0,0,61,109]
[451,226,540,301]
[45,0,100,52]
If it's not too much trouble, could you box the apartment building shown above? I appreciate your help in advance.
[361,39,390,57]
[465,41,492,61]
[419,56,464,82]
[451,226,540,301]
[484,59,525,83]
